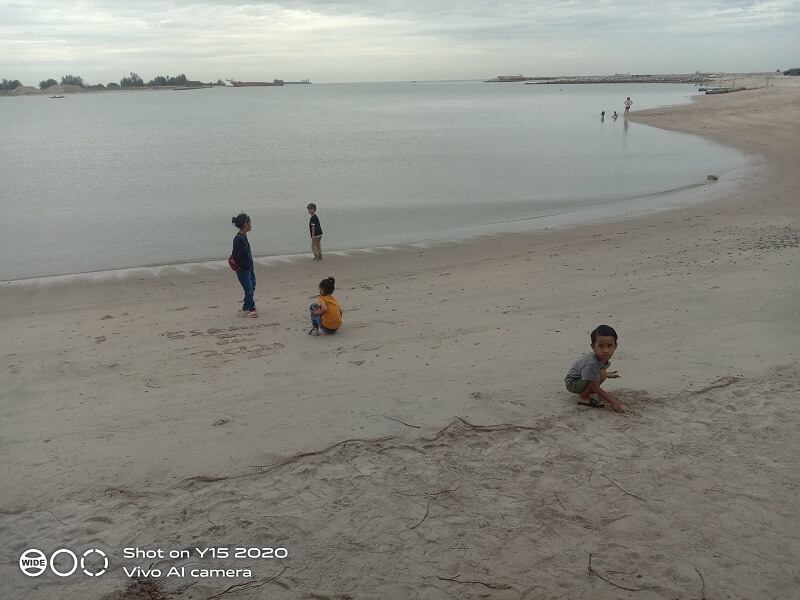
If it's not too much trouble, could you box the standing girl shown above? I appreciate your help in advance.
[231,213,257,318]
[309,277,342,336]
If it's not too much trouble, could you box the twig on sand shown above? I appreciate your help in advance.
[410,497,436,530]
[604,475,646,501]
[693,376,739,395]
[694,566,707,599]
[205,564,288,599]
[189,417,546,487]
[409,484,461,529]
[188,435,399,483]
[436,575,511,590]
[588,554,645,592]
[384,415,421,428]
[424,417,541,442]
[254,436,396,471]
[186,475,228,483]
[46,509,68,526]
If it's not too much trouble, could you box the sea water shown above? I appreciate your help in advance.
[0,82,751,281]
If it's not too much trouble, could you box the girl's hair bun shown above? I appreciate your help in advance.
[319,277,336,295]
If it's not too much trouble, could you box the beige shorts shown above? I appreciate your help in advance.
[565,379,592,394]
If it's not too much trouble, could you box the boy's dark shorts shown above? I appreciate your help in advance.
[565,379,592,394]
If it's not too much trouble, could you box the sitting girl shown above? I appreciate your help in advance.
[309,277,342,336]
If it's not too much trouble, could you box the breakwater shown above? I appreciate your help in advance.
[528,74,709,85]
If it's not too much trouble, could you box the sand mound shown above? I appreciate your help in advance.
[8,85,39,95]
[42,84,87,94]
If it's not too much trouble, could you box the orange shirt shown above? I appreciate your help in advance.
[319,294,342,329]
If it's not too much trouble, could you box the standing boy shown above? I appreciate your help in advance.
[623,96,633,115]
[307,203,323,261]
[564,325,623,413]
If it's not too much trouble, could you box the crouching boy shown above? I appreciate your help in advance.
[564,325,623,413]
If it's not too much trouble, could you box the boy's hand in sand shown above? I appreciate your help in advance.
[606,370,620,378]
[609,397,624,413]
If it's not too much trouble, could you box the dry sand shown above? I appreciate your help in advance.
[1,79,799,600]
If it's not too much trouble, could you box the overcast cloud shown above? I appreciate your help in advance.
[1,0,798,85]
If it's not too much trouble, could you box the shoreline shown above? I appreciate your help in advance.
[1,148,758,286]
[2,80,798,599]
[0,81,751,283]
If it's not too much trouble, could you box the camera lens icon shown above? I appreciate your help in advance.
[81,548,108,577]
[19,549,48,577]
[19,548,108,577]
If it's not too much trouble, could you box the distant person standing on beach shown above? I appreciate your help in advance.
[624,97,633,115]
[307,203,323,261]
[231,213,257,318]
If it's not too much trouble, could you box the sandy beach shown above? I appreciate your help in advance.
[2,78,799,599]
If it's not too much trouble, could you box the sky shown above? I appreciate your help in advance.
[1,0,799,85]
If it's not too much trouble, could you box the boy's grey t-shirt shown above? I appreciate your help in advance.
[565,351,610,383]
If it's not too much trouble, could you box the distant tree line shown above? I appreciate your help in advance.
[148,74,188,87]
[1,78,22,90]
[1,72,227,92]
[784,68,800,76]
[120,72,144,87]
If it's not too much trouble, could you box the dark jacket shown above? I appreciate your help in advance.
[231,232,252,271]
[309,214,322,237]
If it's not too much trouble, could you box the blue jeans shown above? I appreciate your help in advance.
[310,303,337,334]
[237,269,256,311]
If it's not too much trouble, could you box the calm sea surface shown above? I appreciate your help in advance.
[0,82,750,281]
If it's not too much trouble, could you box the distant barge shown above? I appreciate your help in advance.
[228,79,284,87]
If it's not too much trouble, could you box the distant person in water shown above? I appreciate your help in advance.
[231,213,257,318]
[624,97,633,115]
[307,203,323,261]
[601,110,605,121]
